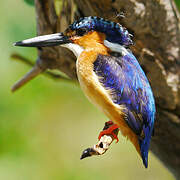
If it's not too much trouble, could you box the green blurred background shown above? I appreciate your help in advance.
[0,0,179,180]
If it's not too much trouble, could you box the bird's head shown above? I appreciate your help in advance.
[14,16,133,56]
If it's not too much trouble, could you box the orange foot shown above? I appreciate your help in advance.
[98,121,119,143]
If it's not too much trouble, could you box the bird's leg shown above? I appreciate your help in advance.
[80,121,119,159]
[98,121,119,143]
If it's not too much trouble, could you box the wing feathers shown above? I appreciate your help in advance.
[93,52,155,167]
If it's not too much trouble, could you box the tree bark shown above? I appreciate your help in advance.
[14,0,180,178]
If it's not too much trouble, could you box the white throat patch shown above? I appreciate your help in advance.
[104,40,128,56]
[61,43,84,58]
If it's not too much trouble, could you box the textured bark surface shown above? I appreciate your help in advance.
[14,0,180,178]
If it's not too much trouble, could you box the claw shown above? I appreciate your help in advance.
[98,123,119,143]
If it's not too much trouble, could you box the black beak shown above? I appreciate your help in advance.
[14,33,71,47]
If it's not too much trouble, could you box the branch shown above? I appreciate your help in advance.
[11,62,43,92]
[35,0,77,79]
[11,53,73,83]
[81,135,115,159]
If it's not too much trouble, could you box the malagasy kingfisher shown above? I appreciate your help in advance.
[14,16,155,168]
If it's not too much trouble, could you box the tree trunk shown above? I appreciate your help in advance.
[14,0,180,178]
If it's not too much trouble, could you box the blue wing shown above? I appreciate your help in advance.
[93,52,155,168]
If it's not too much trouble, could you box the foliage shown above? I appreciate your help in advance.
[174,0,180,10]
[24,0,34,6]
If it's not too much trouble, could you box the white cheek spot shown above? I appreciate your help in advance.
[104,40,128,56]
[61,43,84,58]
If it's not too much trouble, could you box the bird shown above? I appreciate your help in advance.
[14,16,155,168]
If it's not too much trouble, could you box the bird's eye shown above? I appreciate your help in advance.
[76,28,87,36]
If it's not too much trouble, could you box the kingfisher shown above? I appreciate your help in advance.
[14,16,155,168]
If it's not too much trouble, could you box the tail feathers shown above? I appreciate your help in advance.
[141,151,148,168]
[139,133,151,168]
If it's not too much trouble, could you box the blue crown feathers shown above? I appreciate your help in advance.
[69,16,133,46]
